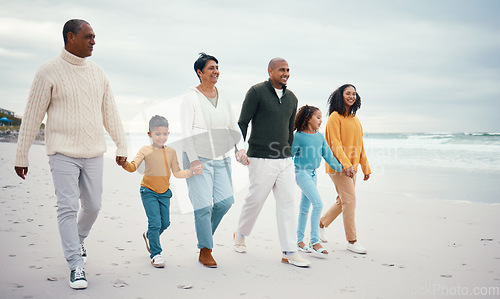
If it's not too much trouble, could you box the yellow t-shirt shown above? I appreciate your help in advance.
[324,112,371,175]
[123,145,190,193]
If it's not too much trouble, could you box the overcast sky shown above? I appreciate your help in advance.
[1,0,499,133]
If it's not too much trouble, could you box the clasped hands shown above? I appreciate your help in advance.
[189,149,249,176]
[190,160,204,175]
[342,166,370,181]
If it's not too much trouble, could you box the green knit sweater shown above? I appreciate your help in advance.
[238,79,298,159]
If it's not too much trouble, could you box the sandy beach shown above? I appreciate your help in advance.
[1,141,499,298]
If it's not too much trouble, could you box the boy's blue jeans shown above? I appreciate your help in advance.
[184,155,234,249]
[140,186,172,258]
[295,169,323,244]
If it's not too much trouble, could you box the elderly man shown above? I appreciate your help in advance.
[234,58,310,267]
[14,19,127,289]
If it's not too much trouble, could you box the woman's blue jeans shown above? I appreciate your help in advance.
[295,169,323,244]
[140,187,172,258]
[184,154,234,249]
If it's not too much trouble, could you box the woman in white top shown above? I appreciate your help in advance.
[180,53,249,267]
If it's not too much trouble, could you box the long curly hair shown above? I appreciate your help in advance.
[294,105,320,132]
[327,84,361,116]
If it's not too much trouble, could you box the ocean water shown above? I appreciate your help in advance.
[364,132,500,172]
[361,132,500,204]
[108,132,500,172]
[107,132,500,203]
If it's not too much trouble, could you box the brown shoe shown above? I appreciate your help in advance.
[199,248,217,268]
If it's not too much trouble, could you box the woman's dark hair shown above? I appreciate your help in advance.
[294,105,320,132]
[194,52,218,82]
[63,19,89,45]
[327,84,361,116]
[149,115,169,132]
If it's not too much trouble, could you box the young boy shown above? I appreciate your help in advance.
[122,115,201,267]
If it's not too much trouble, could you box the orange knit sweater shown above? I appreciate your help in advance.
[324,112,371,175]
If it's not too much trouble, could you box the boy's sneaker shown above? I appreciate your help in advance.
[69,267,87,289]
[151,254,165,268]
[281,252,311,267]
[80,244,87,263]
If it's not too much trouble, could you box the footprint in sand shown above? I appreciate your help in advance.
[113,280,128,288]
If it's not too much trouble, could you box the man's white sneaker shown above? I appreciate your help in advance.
[80,244,87,263]
[347,242,367,254]
[233,233,246,253]
[281,252,311,267]
[69,267,87,289]
[319,227,328,243]
[151,254,165,268]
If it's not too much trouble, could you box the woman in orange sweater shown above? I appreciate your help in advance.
[320,84,371,254]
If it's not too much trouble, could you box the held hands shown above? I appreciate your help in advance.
[235,149,249,166]
[342,166,371,181]
[116,156,127,167]
[190,160,204,176]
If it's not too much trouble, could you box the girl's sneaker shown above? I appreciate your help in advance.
[151,255,165,268]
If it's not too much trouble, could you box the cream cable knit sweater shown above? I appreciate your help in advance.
[15,49,127,167]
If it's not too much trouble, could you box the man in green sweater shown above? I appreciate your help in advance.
[234,58,310,267]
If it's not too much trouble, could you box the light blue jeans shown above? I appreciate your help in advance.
[295,168,323,244]
[183,154,234,249]
[140,187,172,259]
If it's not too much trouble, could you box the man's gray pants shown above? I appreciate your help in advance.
[49,153,103,270]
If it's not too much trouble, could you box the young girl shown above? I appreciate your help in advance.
[122,115,200,268]
[291,105,343,257]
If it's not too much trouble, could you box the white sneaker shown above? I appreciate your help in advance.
[347,242,367,254]
[319,227,328,243]
[281,252,311,267]
[233,233,246,253]
[151,255,165,268]
[69,267,87,289]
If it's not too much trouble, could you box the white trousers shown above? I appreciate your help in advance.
[49,153,103,270]
[237,157,297,252]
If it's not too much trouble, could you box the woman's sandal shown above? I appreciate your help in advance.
[297,241,311,253]
[310,242,328,258]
